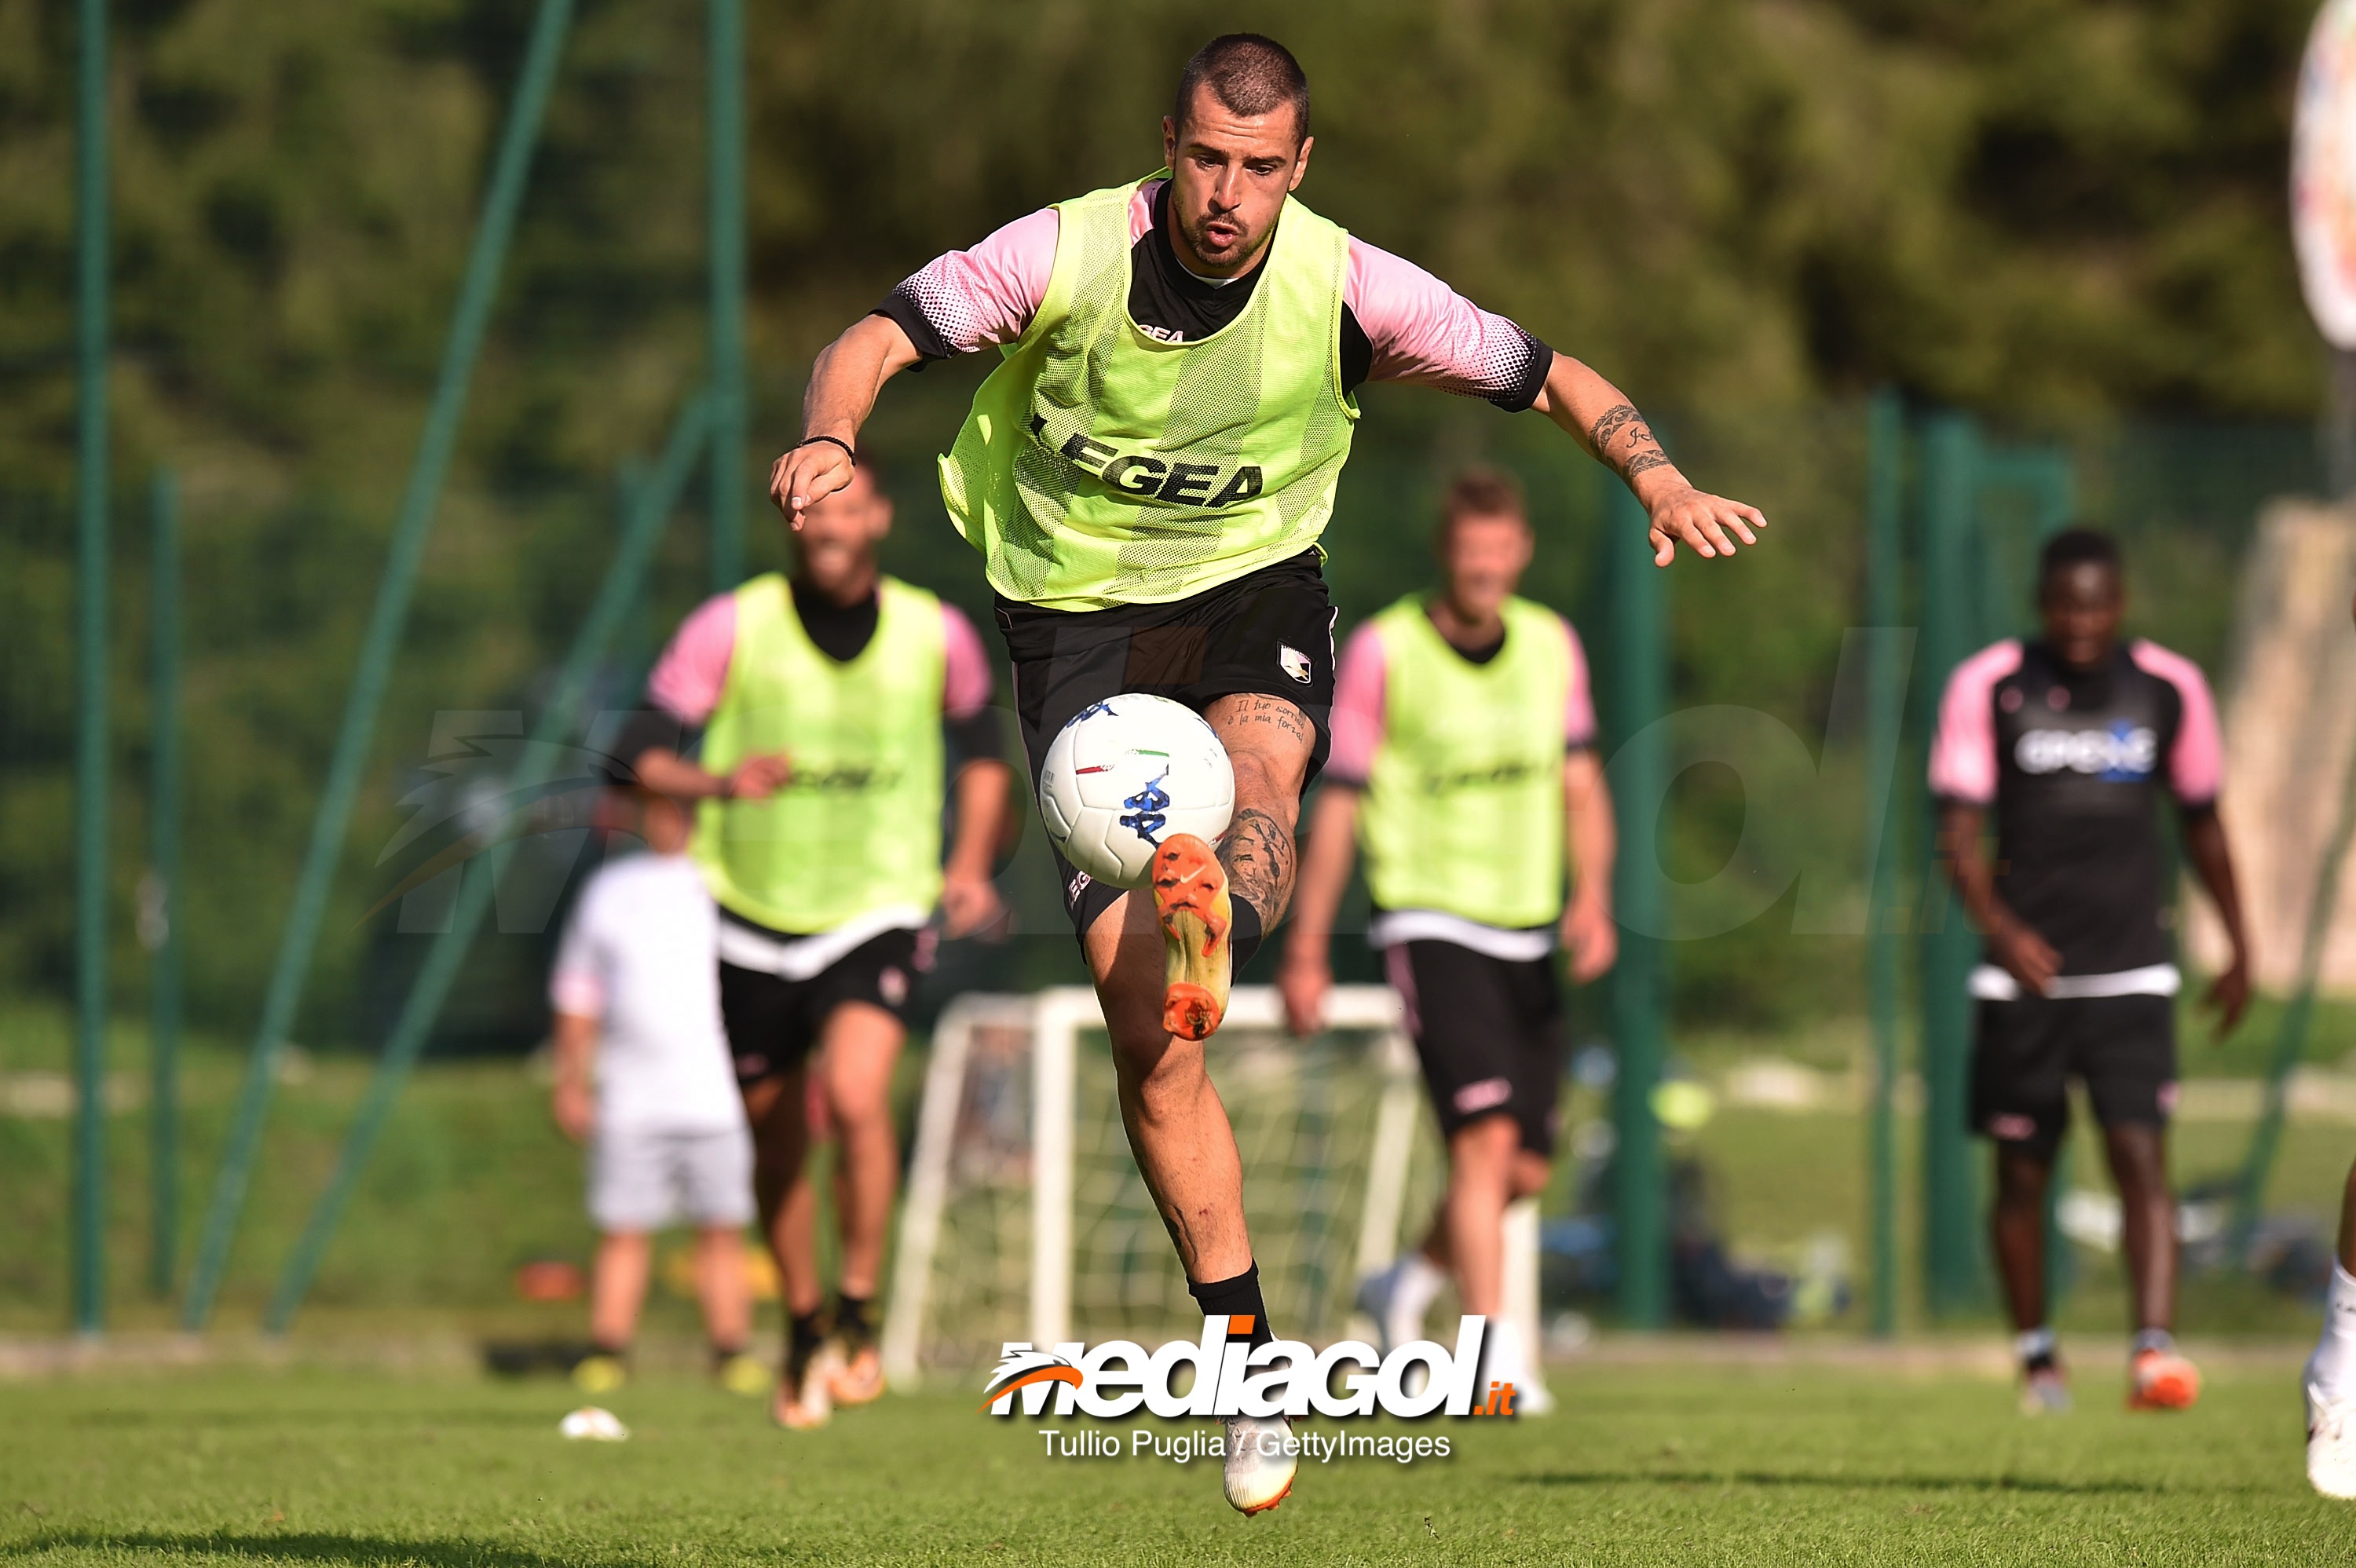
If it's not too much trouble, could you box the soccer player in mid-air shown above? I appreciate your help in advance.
[1279,467,1616,1412]
[627,458,1012,1429]
[1930,528,2250,1415]
[769,35,1765,1510]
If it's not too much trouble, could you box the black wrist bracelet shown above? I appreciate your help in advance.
[794,433,856,466]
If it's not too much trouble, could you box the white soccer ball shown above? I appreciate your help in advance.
[559,1406,629,1442]
[1037,694,1235,890]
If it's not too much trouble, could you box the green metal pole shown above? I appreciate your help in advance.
[182,0,578,1331]
[263,395,712,1335]
[1916,412,1981,1318]
[708,0,747,592]
[2228,736,2356,1255]
[148,469,182,1299]
[615,455,653,682]
[1863,392,1904,1338]
[1608,482,1669,1330]
[72,0,112,1340]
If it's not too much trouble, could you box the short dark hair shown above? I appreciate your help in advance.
[1173,35,1310,144]
[1436,466,1528,544]
[2038,527,2120,590]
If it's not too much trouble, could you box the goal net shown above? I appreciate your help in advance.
[882,985,1552,1399]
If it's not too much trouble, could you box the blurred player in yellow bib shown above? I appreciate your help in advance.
[1282,469,1616,1410]
[627,459,1012,1428]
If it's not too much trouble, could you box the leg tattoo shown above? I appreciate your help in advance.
[1202,692,1311,929]
[1222,806,1297,927]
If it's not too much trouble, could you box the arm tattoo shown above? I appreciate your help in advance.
[1589,404,1640,449]
[1587,402,1670,484]
[1220,806,1298,926]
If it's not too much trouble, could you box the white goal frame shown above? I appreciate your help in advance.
[882,984,1550,1401]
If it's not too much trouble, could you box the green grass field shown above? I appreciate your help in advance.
[2,1359,2346,1566]
[6,998,2353,1342]
[8,1001,2355,1563]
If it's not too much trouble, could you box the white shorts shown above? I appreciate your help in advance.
[587,1122,755,1233]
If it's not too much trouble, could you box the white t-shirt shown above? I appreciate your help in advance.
[548,852,744,1134]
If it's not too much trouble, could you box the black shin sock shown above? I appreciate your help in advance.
[834,1292,875,1347]
[1229,897,1264,974]
[1187,1261,1275,1350]
[788,1308,828,1371]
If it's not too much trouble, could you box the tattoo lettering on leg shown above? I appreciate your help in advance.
[1220,806,1297,925]
[1202,690,1312,923]
[1217,693,1313,743]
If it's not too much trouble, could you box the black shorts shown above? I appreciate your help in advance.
[1383,938,1565,1156]
[1970,992,2176,1160]
[996,548,1337,940]
[718,919,924,1090]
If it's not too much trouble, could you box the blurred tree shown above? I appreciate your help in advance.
[0,0,2327,492]
[744,0,2321,421]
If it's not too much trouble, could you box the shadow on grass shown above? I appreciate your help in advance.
[1522,1470,2242,1497]
[1,1534,649,1568]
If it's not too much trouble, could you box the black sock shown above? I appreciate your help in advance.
[1188,1261,1274,1350]
[788,1308,828,1369]
[1229,897,1264,974]
[834,1292,874,1347]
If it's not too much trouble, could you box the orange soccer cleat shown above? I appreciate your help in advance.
[1151,834,1232,1041]
[829,1337,886,1407]
[2127,1348,2201,1411]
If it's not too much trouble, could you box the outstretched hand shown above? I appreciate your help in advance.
[767,440,856,531]
[1648,484,1767,566]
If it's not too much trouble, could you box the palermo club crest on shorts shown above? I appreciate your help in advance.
[1279,644,1312,684]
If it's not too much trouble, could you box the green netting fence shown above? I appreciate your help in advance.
[1,383,2340,1330]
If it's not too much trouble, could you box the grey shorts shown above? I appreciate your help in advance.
[587,1122,756,1233]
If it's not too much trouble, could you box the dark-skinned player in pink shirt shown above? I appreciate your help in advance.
[1930,528,2250,1415]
